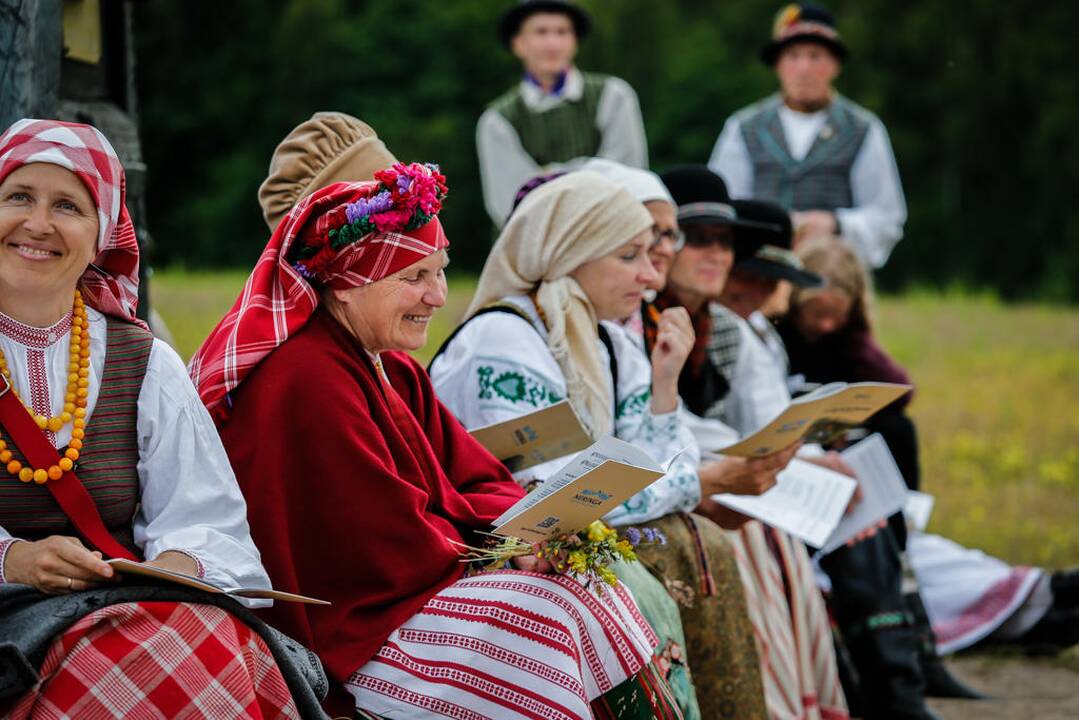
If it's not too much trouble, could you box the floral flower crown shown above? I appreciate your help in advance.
[289,162,448,277]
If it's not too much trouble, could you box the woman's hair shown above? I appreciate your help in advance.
[790,235,873,332]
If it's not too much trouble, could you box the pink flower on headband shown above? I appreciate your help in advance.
[289,162,448,277]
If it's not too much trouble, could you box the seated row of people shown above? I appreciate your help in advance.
[3,114,1073,720]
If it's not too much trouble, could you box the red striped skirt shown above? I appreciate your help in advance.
[346,570,658,720]
[728,522,849,720]
[5,601,300,719]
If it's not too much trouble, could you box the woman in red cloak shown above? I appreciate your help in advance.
[191,162,682,719]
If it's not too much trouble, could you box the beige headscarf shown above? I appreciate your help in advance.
[258,112,397,230]
[467,171,652,438]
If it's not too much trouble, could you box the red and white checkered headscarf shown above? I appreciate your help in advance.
[189,176,449,425]
[0,118,141,325]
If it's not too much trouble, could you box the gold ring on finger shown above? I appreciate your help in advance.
[67,576,73,590]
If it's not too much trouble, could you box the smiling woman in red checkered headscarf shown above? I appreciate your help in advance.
[193,163,680,719]
[189,162,450,425]
[0,119,315,719]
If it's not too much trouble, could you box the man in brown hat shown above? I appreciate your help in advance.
[478,0,648,227]
[709,3,906,270]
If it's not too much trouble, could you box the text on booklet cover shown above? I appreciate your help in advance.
[491,435,670,542]
[469,400,592,473]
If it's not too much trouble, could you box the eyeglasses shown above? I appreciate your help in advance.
[651,227,686,252]
[682,224,734,250]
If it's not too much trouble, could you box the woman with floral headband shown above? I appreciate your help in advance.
[190,162,681,719]
[0,119,319,717]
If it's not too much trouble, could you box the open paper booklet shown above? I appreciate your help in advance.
[717,381,911,458]
[713,433,911,551]
[106,559,330,605]
[491,435,682,542]
[469,400,591,473]
[817,433,910,553]
[714,459,857,548]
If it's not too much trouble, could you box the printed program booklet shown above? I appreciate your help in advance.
[718,382,911,458]
[713,433,915,551]
[469,401,591,473]
[714,459,857,547]
[106,558,330,605]
[818,433,910,554]
[491,435,678,542]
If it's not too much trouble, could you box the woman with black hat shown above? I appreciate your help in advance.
[653,165,852,720]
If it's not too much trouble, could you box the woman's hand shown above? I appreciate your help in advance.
[511,553,555,574]
[649,307,695,414]
[3,536,114,594]
[695,497,754,530]
[142,550,199,576]
[698,443,801,497]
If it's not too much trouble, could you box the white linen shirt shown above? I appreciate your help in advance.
[477,67,649,227]
[0,306,270,595]
[429,295,701,526]
[721,311,792,438]
[709,100,907,269]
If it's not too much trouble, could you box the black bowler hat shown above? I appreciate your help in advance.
[760,3,848,66]
[498,1,592,49]
[659,165,777,231]
[732,199,824,288]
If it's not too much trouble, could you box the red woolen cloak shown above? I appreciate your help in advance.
[219,307,525,684]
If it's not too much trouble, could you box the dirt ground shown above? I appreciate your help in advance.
[927,652,1079,719]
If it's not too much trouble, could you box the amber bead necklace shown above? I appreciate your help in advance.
[0,290,89,483]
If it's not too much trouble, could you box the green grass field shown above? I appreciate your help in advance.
[152,270,1079,570]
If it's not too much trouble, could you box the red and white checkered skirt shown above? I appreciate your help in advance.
[346,570,658,720]
[5,601,301,720]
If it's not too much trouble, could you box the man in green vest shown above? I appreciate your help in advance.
[478,0,648,226]
[709,3,907,270]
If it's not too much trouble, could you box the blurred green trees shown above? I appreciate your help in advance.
[134,0,1079,300]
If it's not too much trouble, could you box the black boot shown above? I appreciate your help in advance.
[842,617,943,720]
[900,554,990,699]
[822,529,940,720]
[1017,605,1079,655]
[1050,567,1079,611]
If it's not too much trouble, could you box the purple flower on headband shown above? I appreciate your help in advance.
[642,528,657,543]
[345,190,394,224]
[291,260,316,280]
[624,527,642,546]
[396,174,413,193]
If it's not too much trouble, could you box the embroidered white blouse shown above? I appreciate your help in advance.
[0,307,270,594]
[429,295,701,526]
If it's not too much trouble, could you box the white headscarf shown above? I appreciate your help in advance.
[581,158,674,207]
[467,171,652,438]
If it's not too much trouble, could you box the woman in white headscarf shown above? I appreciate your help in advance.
[430,170,771,720]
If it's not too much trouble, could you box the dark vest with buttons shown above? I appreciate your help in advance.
[490,72,607,166]
[0,320,154,558]
[738,94,871,212]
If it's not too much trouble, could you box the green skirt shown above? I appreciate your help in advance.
[612,559,702,720]
[635,513,768,720]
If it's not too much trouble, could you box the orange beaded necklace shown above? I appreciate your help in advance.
[0,290,89,483]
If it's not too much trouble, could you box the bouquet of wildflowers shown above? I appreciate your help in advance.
[451,520,666,588]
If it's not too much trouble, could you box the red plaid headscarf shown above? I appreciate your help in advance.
[189,175,449,425]
[0,118,141,325]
